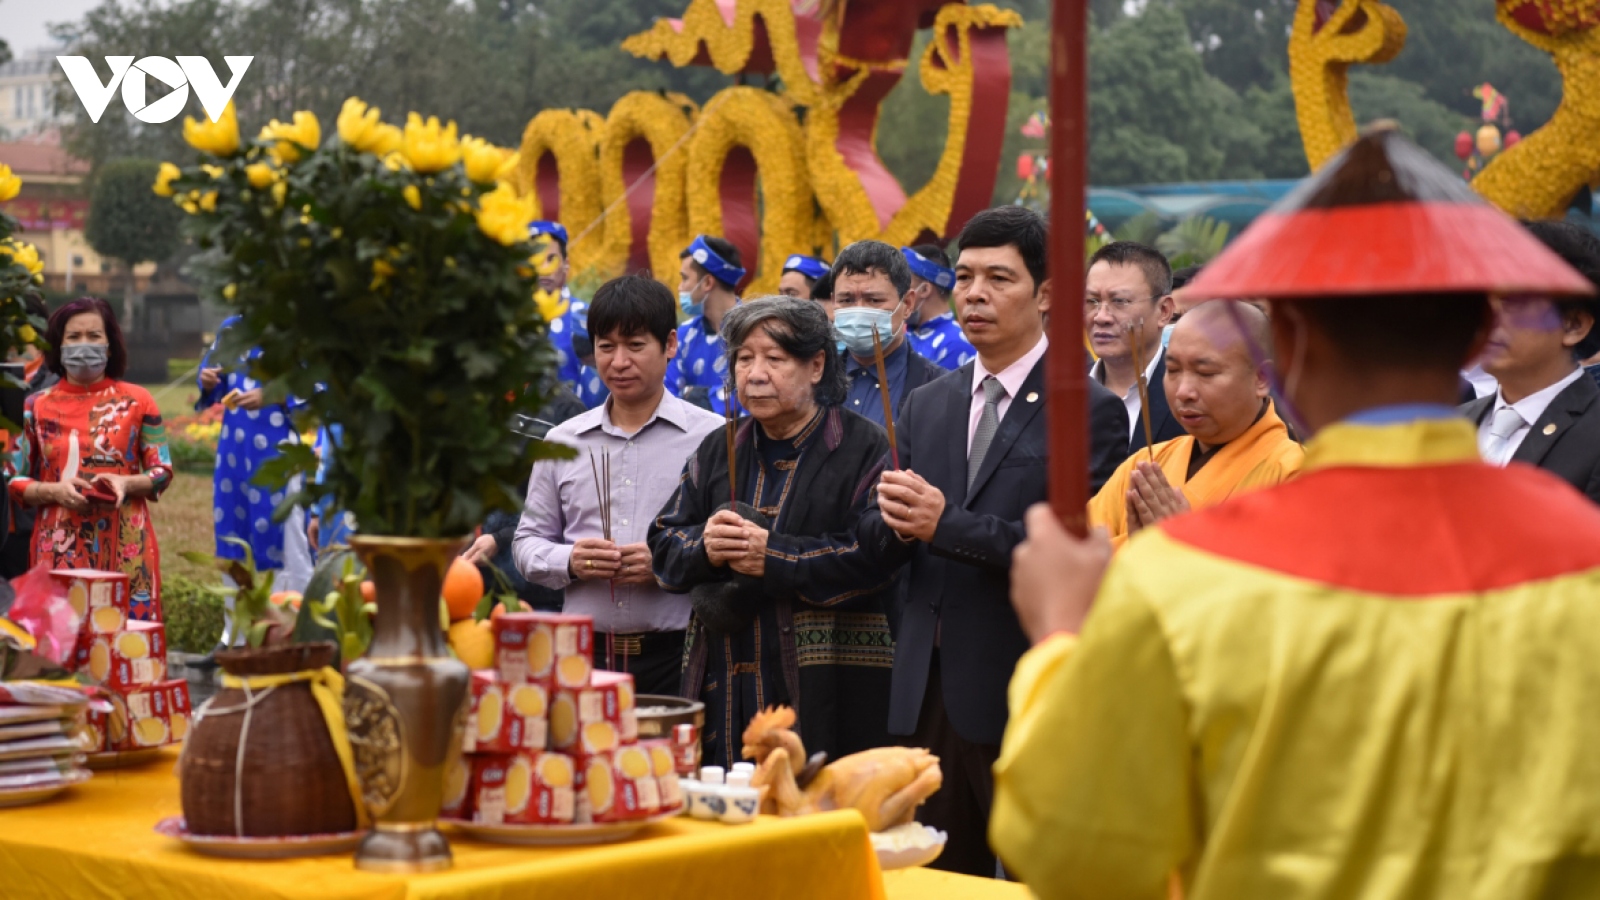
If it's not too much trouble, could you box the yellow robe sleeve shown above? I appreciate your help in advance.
[1088,458,1134,547]
[991,567,1198,900]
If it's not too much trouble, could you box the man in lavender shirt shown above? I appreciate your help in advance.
[514,275,724,695]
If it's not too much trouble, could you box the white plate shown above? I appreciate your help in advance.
[154,816,366,859]
[0,769,90,808]
[86,747,167,770]
[873,825,948,871]
[447,808,679,846]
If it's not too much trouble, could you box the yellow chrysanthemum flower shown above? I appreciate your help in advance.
[199,191,218,213]
[245,162,275,189]
[271,181,287,208]
[460,136,506,185]
[259,110,322,164]
[0,240,43,276]
[474,183,534,246]
[183,102,241,157]
[401,113,461,174]
[0,163,21,202]
[336,97,395,155]
[495,151,521,185]
[369,123,403,157]
[402,185,422,211]
[152,162,181,197]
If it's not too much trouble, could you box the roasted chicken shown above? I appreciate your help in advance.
[741,706,943,832]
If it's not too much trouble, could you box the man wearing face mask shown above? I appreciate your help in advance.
[903,245,976,371]
[669,235,744,413]
[832,241,945,432]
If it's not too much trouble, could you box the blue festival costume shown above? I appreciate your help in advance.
[900,247,975,371]
[197,317,312,581]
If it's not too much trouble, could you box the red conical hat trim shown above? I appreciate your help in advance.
[1186,128,1595,301]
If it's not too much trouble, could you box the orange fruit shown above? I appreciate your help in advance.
[442,558,484,621]
[360,581,376,603]
[449,619,496,671]
[269,590,302,610]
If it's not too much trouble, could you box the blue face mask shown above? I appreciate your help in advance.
[679,290,703,319]
[834,306,899,357]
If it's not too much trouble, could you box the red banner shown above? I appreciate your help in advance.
[1,198,88,231]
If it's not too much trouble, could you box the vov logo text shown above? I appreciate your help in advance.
[56,56,253,125]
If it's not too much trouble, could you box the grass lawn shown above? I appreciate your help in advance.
[140,382,217,583]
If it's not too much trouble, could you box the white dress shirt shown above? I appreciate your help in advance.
[513,392,723,632]
[968,334,1049,456]
[1090,346,1164,442]
[1476,367,1584,465]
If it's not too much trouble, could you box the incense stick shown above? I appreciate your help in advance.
[1129,319,1157,463]
[724,384,738,508]
[589,448,616,670]
[871,330,900,469]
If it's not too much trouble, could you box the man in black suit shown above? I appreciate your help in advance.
[1087,241,1186,453]
[1461,220,1600,504]
[831,240,946,434]
[866,206,1129,877]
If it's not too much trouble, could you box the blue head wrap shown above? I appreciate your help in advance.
[687,235,747,288]
[529,221,569,253]
[901,247,955,291]
[782,254,831,281]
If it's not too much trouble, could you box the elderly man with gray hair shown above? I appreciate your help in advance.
[649,295,904,769]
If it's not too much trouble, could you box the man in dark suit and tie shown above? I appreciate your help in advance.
[1087,241,1187,453]
[867,206,1130,876]
[1460,219,1600,504]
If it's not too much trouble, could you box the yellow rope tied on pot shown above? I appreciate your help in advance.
[219,668,370,830]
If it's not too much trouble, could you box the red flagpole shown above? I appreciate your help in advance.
[1048,0,1090,535]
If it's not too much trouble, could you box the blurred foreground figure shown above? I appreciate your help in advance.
[993,127,1600,900]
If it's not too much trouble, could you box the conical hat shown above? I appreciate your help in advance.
[1185,125,1595,301]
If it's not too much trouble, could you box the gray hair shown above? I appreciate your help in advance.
[721,295,847,407]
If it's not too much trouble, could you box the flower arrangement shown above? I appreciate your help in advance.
[0,164,49,388]
[684,87,813,296]
[167,405,224,473]
[158,97,569,538]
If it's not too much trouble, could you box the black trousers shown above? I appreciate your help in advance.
[905,651,1002,878]
[591,630,687,698]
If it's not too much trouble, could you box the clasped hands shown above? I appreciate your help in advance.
[569,537,655,585]
[704,510,769,577]
[45,473,137,512]
[1124,461,1190,534]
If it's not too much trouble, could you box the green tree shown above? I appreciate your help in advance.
[86,158,182,271]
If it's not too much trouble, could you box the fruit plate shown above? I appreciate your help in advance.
[0,769,90,808]
[873,824,948,871]
[86,747,167,770]
[154,817,366,859]
[446,808,680,846]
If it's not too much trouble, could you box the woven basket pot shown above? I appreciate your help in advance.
[179,641,358,836]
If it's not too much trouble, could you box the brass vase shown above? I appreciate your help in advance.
[344,535,470,873]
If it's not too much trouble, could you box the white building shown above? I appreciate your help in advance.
[0,50,71,139]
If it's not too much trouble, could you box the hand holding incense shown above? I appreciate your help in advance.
[871,329,900,469]
[724,384,739,510]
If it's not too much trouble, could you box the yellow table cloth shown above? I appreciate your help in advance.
[0,749,889,900]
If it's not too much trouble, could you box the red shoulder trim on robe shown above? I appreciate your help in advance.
[1161,462,1600,596]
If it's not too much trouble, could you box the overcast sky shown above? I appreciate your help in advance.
[4,0,100,57]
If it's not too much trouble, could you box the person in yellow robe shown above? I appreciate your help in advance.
[991,127,1600,899]
[1089,300,1302,546]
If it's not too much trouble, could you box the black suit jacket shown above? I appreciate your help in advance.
[1460,374,1600,505]
[1091,348,1186,454]
[866,357,1129,745]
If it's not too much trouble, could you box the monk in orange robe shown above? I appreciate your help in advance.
[1089,300,1302,546]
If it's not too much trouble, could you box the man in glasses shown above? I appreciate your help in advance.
[1086,241,1185,453]
[1460,220,1600,504]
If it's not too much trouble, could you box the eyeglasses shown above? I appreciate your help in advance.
[1084,296,1157,312]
